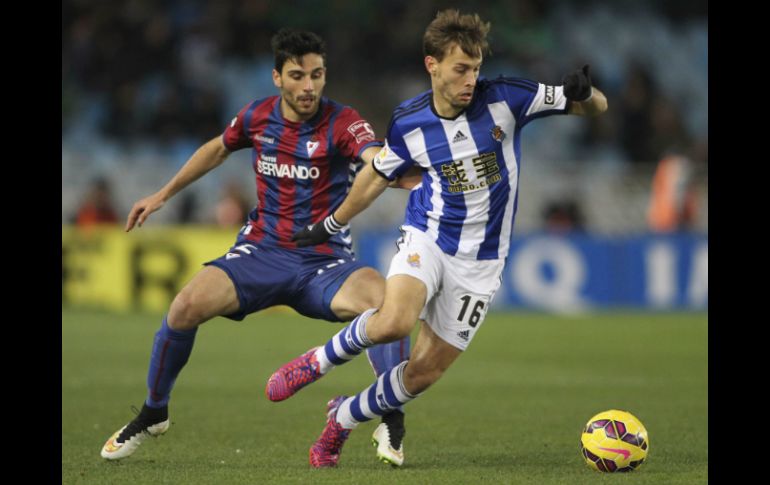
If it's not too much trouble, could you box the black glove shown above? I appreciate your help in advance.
[291,214,344,247]
[562,64,593,102]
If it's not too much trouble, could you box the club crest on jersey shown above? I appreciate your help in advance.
[306,138,320,156]
[407,253,421,267]
[490,125,507,142]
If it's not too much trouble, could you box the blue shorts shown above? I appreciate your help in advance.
[204,240,369,323]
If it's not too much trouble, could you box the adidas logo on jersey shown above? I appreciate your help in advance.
[457,330,470,341]
[452,130,468,143]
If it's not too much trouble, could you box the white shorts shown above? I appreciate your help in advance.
[386,226,504,351]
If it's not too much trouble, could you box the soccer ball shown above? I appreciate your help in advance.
[580,409,649,472]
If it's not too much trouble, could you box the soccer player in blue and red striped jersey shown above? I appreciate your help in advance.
[100,28,415,465]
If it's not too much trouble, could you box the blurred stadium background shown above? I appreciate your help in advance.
[62,1,707,482]
[62,0,707,313]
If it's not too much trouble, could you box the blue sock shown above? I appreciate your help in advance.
[336,361,417,429]
[145,316,198,408]
[317,308,375,372]
[366,336,411,413]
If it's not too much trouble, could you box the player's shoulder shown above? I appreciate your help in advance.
[388,90,433,132]
[322,98,376,143]
[236,96,278,123]
[246,95,279,111]
[321,96,361,119]
[480,75,539,92]
[393,90,432,116]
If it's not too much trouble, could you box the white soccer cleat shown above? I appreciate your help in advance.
[372,421,405,467]
[101,405,170,460]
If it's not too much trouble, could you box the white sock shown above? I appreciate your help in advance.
[315,347,334,374]
[335,397,360,429]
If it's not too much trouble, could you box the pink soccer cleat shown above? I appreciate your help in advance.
[265,347,324,402]
[309,396,351,468]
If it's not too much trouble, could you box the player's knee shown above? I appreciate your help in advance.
[167,292,205,330]
[359,289,383,311]
[352,269,385,310]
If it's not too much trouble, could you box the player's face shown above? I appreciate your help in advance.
[427,44,482,117]
[273,53,326,121]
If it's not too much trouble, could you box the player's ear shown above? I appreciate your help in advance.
[272,69,282,88]
[425,56,437,76]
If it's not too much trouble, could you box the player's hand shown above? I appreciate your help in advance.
[291,215,344,247]
[562,64,593,102]
[125,193,166,232]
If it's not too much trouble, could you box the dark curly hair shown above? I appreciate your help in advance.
[271,28,327,73]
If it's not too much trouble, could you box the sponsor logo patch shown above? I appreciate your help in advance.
[545,85,555,104]
[375,146,388,162]
[347,120,376,144]
[258,156,320,179]
[440,152,502,193]
[254,134,275,144]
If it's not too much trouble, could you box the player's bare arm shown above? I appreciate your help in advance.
[333,161,390,224]
[125,136,231,231]
[568,87,608,116]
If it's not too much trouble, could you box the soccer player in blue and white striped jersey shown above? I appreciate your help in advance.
[267,10,608,467]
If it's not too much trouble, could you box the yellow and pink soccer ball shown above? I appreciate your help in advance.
[580,409,649,472]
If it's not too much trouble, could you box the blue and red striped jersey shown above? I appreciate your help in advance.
[222,96,382,256]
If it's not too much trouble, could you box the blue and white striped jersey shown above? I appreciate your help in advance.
[373,76,570,260]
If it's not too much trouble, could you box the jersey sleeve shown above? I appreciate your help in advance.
[372,119,417,181]
[496,77,570,128]
[221,102,255,151]
[520,82,570,126]
[333,107,383,160]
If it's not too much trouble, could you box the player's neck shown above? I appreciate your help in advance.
[431,92,463,119]
[279,98,318,123]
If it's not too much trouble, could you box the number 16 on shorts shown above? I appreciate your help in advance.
[449,293,491,348]
[457,295,486,328]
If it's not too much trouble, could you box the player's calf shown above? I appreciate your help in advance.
[365,309,416,343]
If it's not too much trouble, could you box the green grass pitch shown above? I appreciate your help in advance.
[62,308,707,484]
